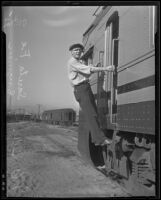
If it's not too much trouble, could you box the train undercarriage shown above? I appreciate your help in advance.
[89,130,155,196]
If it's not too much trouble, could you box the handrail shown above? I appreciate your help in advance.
[110,38,119,124]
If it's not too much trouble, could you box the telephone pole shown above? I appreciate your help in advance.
[37,104,41,120]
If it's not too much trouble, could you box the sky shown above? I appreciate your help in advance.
[3,6,98,114]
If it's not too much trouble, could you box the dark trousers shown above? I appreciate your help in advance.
[74,82,106,144]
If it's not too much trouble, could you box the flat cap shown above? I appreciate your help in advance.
[69,43,84,51]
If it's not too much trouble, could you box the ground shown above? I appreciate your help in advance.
[6,121,130,197]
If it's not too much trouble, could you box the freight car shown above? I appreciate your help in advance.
[42,108,76,126]
[7,113,32,122]
[78,6,157,196]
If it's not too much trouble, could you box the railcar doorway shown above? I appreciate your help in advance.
[89,11,119,167]
[104,11,119,126]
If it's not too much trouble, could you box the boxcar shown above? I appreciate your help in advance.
[7,113,32,122]
[78,6,157,196]
[42,108,76,126]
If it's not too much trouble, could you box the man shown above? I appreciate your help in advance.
[67,43,114,146]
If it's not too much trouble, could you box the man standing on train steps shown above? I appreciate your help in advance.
[67,43,115,146]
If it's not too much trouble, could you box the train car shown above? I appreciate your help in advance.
[78,6,157,196]
[42,108,76,126]
[7,113,32,122]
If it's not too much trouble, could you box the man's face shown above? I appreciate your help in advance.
[71,47,83,59]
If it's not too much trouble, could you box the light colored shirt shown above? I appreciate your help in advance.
[67,57,92,86]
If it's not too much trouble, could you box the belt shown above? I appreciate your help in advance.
[74,81,89,87]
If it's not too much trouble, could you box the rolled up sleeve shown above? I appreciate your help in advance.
[71,59,91,75]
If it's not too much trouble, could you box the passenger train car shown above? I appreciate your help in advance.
[78,6,157,196]
[42,108,76,126]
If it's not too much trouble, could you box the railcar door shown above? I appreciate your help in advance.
[104,11,119,126]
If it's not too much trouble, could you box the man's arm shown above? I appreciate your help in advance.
[90,65,115,73]
[69,59,114,74]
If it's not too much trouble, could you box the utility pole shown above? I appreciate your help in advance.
[37,104,41,120]
[23,108,25,121]
[9,95,12,112]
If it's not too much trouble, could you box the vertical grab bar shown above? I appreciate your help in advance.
[104,27,108,92]
[110,39,114,123]
[110,38,118,124]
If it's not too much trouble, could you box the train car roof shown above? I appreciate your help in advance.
[83,6,111,37]
[43,108,76,114]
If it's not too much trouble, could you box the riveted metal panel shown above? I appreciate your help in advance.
[117,101,155,134]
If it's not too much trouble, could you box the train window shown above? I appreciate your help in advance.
[105,11,119,68]
[87,52,93,65]
[69,112,72,121]
[97,51,104,104]
[150,6,157,47]
[50,113,52,119]
[81,46,94,65]
[99,51,104,68]
[152,6,157,45]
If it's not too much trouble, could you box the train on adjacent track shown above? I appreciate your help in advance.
[42,108,76,126]
[7,113,32,122]
[78,6,157,196]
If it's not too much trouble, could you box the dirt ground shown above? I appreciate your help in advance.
[6,121,130,197]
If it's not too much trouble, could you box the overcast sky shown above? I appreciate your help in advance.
[3,6,98,113]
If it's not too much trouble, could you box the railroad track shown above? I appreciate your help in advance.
[96,165,155,197]
[96,166,132,196]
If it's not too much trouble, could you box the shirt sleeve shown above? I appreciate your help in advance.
[70,59,92,75]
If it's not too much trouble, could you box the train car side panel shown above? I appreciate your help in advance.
[78,6,156,196]
[118,6,152,67]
